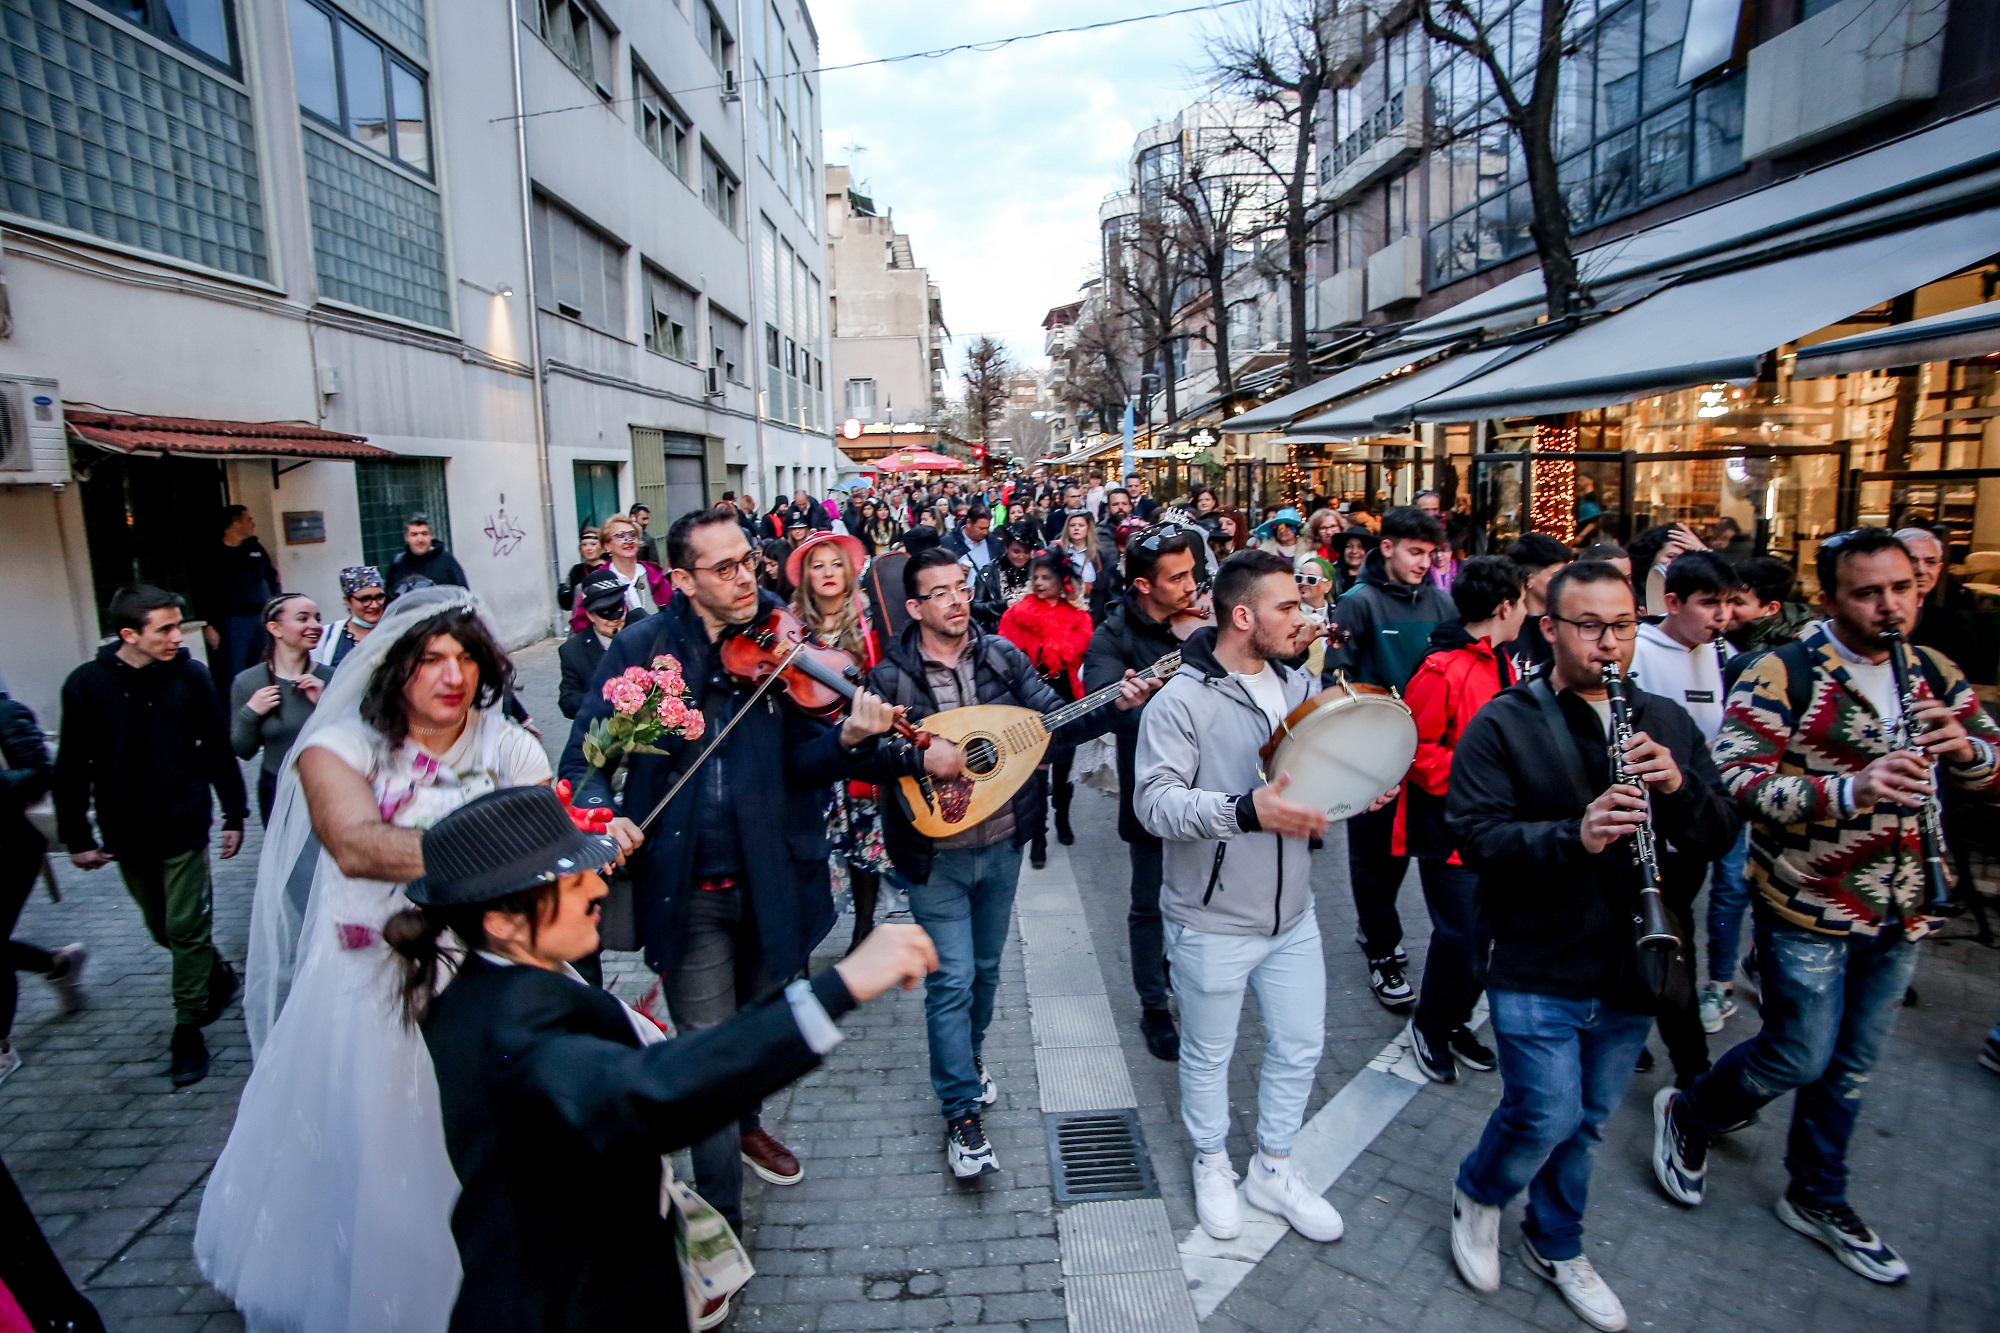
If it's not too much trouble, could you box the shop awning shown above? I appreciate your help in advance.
[66,410,390,460]
[1411,207,2000,423]
[1291,343,1538,435]
[1223,351,1424,433]
[1403,102,2000,342]
[1794,298,2000,376]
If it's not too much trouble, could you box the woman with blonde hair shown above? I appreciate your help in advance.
[570,514,668,631]
[787,532,887,948]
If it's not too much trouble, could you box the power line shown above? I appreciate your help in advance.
[493,0,1252,125]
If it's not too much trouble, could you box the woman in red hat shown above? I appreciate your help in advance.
[787,532,887,948]
[997,553,1093,868]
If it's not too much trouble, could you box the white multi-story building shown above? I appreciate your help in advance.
[824,164,948,427]
[0,0,834,721]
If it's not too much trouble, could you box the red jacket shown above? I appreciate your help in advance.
[1393,629,1516,861]
[998,595,1093,699]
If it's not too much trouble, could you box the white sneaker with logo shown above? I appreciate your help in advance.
[1449,1185,1501,1293]
[1244,1154,1343,1243]
[1192,1153,1242,1240]
[1522,1234,1627,1331]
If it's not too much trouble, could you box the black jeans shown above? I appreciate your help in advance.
[1,836,55,1041]
[1413,859,1484,1040]
[256,769,280,827]
[1654,854,1710,1087]
[1346,802,1408,960]
[665,885,769,1235]
[1126,833,1168,1012]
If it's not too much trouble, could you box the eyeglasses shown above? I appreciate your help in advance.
[351,592,387,606]
[1551,616,1640,642]
[693,554,758,580]
[607,532,640,544]
[913,584,973,605]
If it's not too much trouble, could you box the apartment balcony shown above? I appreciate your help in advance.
[1743,0,1948,159]
[1314,268,1365,330]
[1365,235,1424,309]
[1322,85,1426,205]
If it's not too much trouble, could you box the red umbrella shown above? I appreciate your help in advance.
[872,448,964,473]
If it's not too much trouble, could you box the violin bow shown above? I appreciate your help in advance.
[632,639,806,835]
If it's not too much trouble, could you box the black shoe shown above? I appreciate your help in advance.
[1775,1190,1909,1283]
[1447,1027,1495,1072]
[1367,957,1413,1009]
[1634,1046,1656,1074]
[197,959,241,1028]
[1140,1008,1179,1062]
[168,1024,210,1087]
[1054,804,1075,846]
[1650,1087,1707,1206]
[1030,848,1047,870]
[1407,1019,1455,1083]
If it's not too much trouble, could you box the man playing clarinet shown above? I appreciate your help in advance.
[1653,528,2000,1284]
[1445,560,1737,1330]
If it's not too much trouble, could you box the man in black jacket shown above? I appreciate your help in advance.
[1081,522,1202,1061]
[1502,533,1573,680]
[556,569,645,719]
[1442,560,1738,1329]
[1324,505,1453,1009]
[55,586,247,1086]
[198,504,281,682]
[942,504,999,574]
[386,513,470,592]
[560,509,917,1235]
[868,549,1153,1178]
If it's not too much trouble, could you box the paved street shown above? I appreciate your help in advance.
[3,637,1997,1331]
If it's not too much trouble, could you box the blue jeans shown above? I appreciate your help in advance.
[1705,827,1752,984]
[1456,990,1653,1261]
[1679,911,1918,1207]
[906,842,1024,1120]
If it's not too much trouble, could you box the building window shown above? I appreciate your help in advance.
[103,0,237,72]
[290,0,431,174]
[355,456,450,573]
[701,148,739,229]
[634,63,688,177]
[710,305,747,383]
[537,0,613,99]
[532,194,625,336]
[643,264,699,361]
[845,378,876,416]
[705,3,734,76]
[1427,0,1745,289]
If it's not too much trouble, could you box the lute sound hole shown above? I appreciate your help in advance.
[962,736,1000,777]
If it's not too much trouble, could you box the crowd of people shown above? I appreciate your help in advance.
[0,466,1996,1333]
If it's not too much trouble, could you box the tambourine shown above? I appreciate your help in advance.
[1257,676,1417,821]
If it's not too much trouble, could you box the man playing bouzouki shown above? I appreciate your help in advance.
[868,547,1157,1180]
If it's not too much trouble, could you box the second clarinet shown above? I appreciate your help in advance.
[1601,663,1681,953]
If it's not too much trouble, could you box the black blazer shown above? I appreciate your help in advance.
[558,590,887,980]
[556,608,650,720]
[424,956,852,1333]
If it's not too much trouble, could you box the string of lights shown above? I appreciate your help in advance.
[493,0,1257,125]
[1529,421,1579,538]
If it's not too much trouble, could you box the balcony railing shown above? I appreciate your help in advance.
[1330,89,1404,179]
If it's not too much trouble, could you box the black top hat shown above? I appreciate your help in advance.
[406,786,619,907]
[577,567,631,615]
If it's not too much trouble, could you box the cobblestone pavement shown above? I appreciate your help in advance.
[4,637,1997,1331]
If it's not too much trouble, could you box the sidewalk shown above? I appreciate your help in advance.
[4,636,1998,1331]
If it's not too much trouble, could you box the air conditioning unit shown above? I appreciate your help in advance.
[721,69,741,102]
[704,366,725,398]
[0,376,71,486]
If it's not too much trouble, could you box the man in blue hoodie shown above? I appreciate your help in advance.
[1323,506,1453,1008]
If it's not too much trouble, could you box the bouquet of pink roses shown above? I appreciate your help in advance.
[581,655,706,769]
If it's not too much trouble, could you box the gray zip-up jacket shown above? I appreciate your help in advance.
[1134,627,1318,937]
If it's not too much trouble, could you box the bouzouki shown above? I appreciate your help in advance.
[896,650,1185,839]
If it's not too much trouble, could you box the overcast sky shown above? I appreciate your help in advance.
[811,1,1237,379]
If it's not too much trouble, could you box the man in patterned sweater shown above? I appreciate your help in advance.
[1651,528,2000,1285]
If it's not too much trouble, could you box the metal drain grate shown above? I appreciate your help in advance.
[1045,1108,1158,1203]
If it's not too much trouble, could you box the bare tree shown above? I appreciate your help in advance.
[1106,211,1184,423]
[959,336,1016,447]
[1057,290,1136,435]
[1164,124,1272,400]
[1415,0,1583,319]
[1207,0,1348,391]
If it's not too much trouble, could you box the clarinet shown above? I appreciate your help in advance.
[1881,630,1955,913]
[1601,663,1680,953]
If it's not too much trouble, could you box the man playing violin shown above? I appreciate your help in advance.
[558,507,934,1239]
[868,548,1156,1181]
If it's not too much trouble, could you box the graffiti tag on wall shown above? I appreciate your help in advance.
[484,508,525,558]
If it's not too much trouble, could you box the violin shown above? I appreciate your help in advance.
[718,605,931,749]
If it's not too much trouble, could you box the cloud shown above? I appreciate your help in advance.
[812,1,1226,378]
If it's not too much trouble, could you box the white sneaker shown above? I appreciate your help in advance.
[974,1055,997,1106]
[1696,981,1735,1034]
[0,1047,19,1089]
[1191,1154,1242,1240]
[1450,1185,1501,1293]
[1522,1234,1627,1331]
[1244,1154,1343,1243]
[946,1114,998,1179]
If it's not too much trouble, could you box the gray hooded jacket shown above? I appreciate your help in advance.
[1134,627,1319,937]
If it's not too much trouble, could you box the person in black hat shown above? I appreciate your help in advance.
[972,521,1039,631]
[557,568,646,720]
[392,785,937,1333]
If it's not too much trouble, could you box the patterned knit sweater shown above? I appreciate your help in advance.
[1714,624,2000,939]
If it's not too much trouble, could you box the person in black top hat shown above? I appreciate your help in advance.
[391,785,937,1333]
[557,568,647,719]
